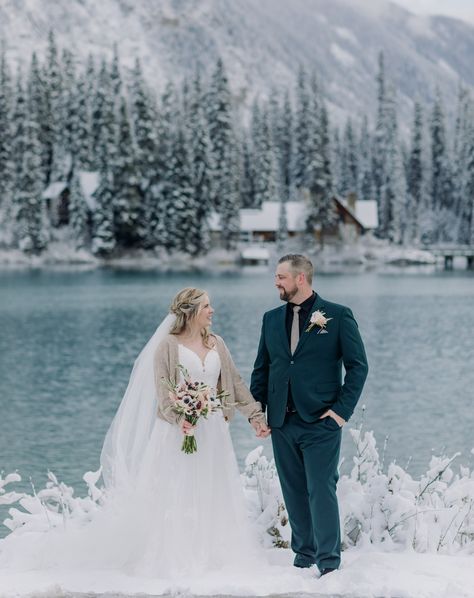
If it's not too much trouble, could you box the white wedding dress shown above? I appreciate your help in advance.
[0,343,263,580]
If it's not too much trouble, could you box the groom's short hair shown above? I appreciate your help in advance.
[278,254,313,284]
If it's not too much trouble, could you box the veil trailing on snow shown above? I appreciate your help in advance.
[99,313,176,491]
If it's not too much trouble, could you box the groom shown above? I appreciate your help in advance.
[250,254,368,576]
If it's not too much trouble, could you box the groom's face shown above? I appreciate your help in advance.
[275,262,299,302]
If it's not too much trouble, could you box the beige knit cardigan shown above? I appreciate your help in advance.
[153,333,267,426]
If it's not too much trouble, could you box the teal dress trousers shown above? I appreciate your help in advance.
[250,293,368,570]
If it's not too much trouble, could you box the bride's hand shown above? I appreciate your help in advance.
[181,420,195,435]
[250,419,271,438]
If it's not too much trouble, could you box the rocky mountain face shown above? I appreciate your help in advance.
[1,0,473,126]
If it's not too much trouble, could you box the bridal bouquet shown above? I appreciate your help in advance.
[162,365,229,454]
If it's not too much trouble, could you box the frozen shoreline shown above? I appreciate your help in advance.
[0,241,440,272]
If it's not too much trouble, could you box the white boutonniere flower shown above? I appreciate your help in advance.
[306,310,332,334]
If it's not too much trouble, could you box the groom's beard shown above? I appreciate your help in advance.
[278,286,298,302]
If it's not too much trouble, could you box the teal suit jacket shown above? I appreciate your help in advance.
[250,294,368,428]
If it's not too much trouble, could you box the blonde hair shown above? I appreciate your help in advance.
[169,287,214,348]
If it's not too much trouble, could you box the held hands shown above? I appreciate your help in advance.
[250,419,271,438]
[319,409,346,427]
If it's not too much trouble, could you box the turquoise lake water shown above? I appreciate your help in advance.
[1,267,473,537]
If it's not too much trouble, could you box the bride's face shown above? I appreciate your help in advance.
[196,294,214,330]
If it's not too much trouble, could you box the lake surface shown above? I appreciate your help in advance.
[1,267,473,537]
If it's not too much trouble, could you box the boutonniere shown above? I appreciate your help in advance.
[306,310,332,334]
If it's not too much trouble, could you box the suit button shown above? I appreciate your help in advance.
[290,360,294,364]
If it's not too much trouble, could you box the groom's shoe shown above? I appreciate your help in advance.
[293,554,315,568]
[319,567,337,577]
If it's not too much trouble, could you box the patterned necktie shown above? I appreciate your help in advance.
[290,305,301,354]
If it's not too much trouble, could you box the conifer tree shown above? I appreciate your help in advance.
[44,30,64,182]
[357,115,373,201]
[113,97,144,248]
[91,163,116,257]
[14,81,50,253]
[68,167,89,249]
[406,102,424,244]
[0,48,14,246]
[207,58,240,248]
[430,90,455,242]
[292,66,310,192]
[373,51,388,236]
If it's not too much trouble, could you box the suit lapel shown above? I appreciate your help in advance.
[293,293,325,355]
[276,305,290,356]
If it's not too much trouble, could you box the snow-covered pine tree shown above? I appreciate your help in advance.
[80,54,96,170]
[153,81,178,251]
[129,57,158,247]
[280,90,293,201]
[357,115,374,202]
[466,124,474,246]
[291,65,310,192]
[406,101,425,244]
[207,58,240,248]
[332,128,344,197]
[91,161,116,257]
[277,194,288,249]
[112,97,144,248]
[305,102,336,246]
[60,48,77,171]
[340,118,358,198]
[383,88,407,244]
[184,69,215,255]
[27,52,50,187]
[240,135,255,208]
[253,104,278,208]
[453,88,472,245]
[14,76,50,254]
[92,59,116,173]
[455,92,474,245]
[0,47,15,247]
[430,90,455,243]
[110,43,122,99]
[170,119,204,256]
[70,73,92,169]
[43,30,64,183]
[268,90,285,203]
[68,167,89,250]
[372,51,388,237]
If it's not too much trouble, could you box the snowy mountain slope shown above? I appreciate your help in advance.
[0,0,473,126]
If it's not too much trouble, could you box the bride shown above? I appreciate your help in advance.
[0,287,273,579]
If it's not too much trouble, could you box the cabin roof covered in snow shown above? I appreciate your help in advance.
[41,172,100,211]
[338,198,378,230]
[210,201,307,233]
[210,198,378,232]
[355,200,378,229]
[42,181,68,200]
[79,171,99,211]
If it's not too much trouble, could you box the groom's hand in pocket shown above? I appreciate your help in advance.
[319,409,346,427]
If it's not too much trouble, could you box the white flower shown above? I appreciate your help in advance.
[306,310,332,334]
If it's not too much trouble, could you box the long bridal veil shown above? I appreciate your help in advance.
[99,312,176,492]
[0,313,178,572]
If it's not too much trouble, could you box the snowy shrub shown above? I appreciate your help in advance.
[0,469,105,534]
[241,446,290,549]
[2,428,474,554]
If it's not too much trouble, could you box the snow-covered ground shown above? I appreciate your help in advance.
[0,548,473,597]
[1,428,473,598]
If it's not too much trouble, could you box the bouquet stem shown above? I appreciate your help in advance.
[181,416,198,454]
